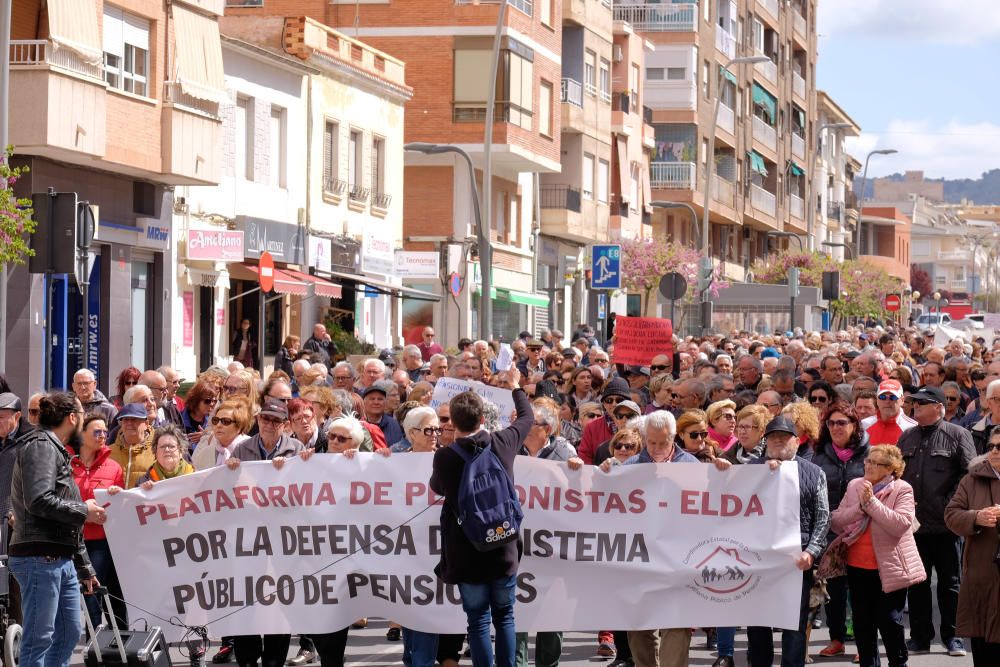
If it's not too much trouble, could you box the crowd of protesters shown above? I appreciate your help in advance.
[1,320,1000,667]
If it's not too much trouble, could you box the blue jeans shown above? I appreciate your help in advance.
[84,539,127,631]
[717,626,736,658]
[402,628,439,667]
[8,556,83,667]
[458,575,517,667]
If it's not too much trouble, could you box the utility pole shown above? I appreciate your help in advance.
[0,0,11,371]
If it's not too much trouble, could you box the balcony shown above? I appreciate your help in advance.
[162,82,222,184]
[938,250,971,261]
[793,10,807,38]
[650,162,695,190]
[717,103,735,135]
[712,175,735,209]
[541,185,606,243]
[716,28,736,59]
[643,122,655,149]
[751,183,776,216]
[755,56,778,85]
[759,0,780,21]
[564,0,614,35]
[349,185,371,203]
[825,202,843,222]
[561,78,583,108]
[9,39,107,162]
[613,92,632,114]
[613,3,696,32]
[791,133,805,159]
[793,71,806,100]
[540,185,582,212]
[752,116,777,151]
[372,191,392,209]
[643,105,653,125]
[790,194,804,220]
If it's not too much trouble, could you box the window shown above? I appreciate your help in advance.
[955,266,966,281]
[349,129,363,189]
[453,49,492,120]
[584,50,597,96]
[667,67,686,80]
[583,153,595,200]
[503,50,533,130]
[103,5,149,97]
[935,274,946,286]
[539,80,552,137]
[646,67,665,81]
[630,165,639,211]
[269,107,286,188]
[599,58,611,102]
[598,159,609,203]
[702,60,710,98]
[323,120,340,193]
[540,0,551,26]
[235,97,254,181]
[630,64,640,109]
[752,18,765,53]
[371,135,385,197]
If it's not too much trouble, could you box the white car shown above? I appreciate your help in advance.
[951,314,985,331]
[915,312,952,327]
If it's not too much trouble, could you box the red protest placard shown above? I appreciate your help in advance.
[612,316,674,366]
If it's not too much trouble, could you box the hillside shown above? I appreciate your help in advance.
[855,169,1000,205]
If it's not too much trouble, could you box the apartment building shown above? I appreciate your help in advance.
[616,0,817,281]
[815,91,860,261]
[857,206,911,283]
[5,0,225,395]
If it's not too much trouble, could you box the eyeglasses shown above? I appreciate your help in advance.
[613,412,636,420]
[717,413,736,421]
[863,460,890,468]
[156,444,181,452]
[735,424,757,432]
[202,397,218,405]
[259,415,285,425]
[422,333,434,338]
[602,396,624,405]
[582,412,601,419]
[28,409,39,417]
[808,395,829,404]
[826,419,852,428]
[91,429,108,438]
[328,434,353,444]
[223,384,244,394]
[945,396,960,402]
[268,396,290,403]
[419,427,443,436]
[650,365,669,372]
[877,393,899,401]
[986,443,1000,452]
[686,431,709,439]
[334,375,353,382]
[613,441,640,451]
[211,417,237,427]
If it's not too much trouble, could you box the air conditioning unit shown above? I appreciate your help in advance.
[612,45,623,62]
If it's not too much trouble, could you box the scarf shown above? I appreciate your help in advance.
[842,475,894,546]
[831,443,855,462]
[149,459,195,481]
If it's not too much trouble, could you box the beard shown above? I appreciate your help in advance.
[66,429,85,453]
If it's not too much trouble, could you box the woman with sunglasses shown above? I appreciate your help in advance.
[606,427,642,465]
[577,378,632,465]
[592,400,642,466]
[808,380,837,410]
[812,400,870,659]
[674,410,720,463]
[177,379,219,448]
[110,366,141,410]
[191,398,252,470]
[706,400,738,451]
[945,429,1000,665]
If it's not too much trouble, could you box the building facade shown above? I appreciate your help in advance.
[814,90,860,261]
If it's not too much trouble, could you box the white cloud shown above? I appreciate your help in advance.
[818,0,1000,45]
[844,119,1000,180]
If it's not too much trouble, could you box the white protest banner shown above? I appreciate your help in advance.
[496,344,514,371]
[429,378,515,428]
[99,455,803,640]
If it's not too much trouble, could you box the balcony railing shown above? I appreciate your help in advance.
[791,133,805,159]
[372,191,392,209]
[348,185,371,203]
[759,0,780,20]
[751,183,776,216]
[324,178,349,196]
[561,78,583,108]
[164,82,218,117]
[613,3,696,32]
[755,56,777,84]
[650,162,696,190]
[452,101,533,123]
[717,103,735,134]
[938,250,971,261]
[793,71,806,99]
[790,194,804,219]
[715,28,736,59]
[825,202,843,221]
[584,81,598,98]
[10,39,104,81]
[712,175,735,208]
[793,11,807,37]
[752,116,777,151]
[613,92,631,113]
[540,185,582,213]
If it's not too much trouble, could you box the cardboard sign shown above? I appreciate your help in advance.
[496,344,514,371]
[430,378,515,428]
[612,316,674,366]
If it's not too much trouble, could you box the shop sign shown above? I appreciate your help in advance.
[309,235,332,273]
[394,251,439,279]
[361,227,395,275]
[187,229,244,261]
[136,217,171,251]
[236,217,306,264]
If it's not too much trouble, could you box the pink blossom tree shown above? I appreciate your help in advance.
[619,238,729,318]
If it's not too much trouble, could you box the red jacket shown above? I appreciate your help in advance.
[578,416,614,465]
[71,446,125,541]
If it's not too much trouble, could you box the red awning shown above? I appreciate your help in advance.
[283,268,343,299]
[241,264,308,295]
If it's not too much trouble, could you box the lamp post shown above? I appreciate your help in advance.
[807,122,852,251]
[701,55,770,335]
[767,232,802,332]
[855,148,898,257]
[404,142,490,340]
[821,241,853,260]
[650,201,701,240]
[765,230,804,252]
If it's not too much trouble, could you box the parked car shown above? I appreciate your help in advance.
[915,312,952,327]
[951,313,986,331]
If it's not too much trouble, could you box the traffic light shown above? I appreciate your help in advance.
[29,191,78,274]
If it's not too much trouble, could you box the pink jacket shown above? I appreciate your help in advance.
[830,476,926,593]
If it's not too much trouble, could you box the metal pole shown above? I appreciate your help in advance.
[481,0,506,342]
[44,188,54,389]
[257,290,266,371]
[856,153,872,258]
[0,0,10,371]
[700,66,726,335]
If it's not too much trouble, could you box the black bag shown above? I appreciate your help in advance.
[83,587,172,667]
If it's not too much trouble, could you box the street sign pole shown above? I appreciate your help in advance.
[258,252,274,364]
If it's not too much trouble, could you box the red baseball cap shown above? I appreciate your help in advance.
[877,379,903,399]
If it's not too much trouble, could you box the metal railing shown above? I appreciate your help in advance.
[791,133,805,159]
[712,175,735,208]
[717,103,735,134]
[599,89,612,103]
[751,183,776,216]
[938,250,971,261]
[613,3,697,32]
[452,101,532,122]
[539,185,582,213]
[372,192,392,209]
[10,39,104,81]
[348,185,371,203]
[793,71,805,99]
[825,202,843,221]
[585,81,598,98]
[650,162,696,190]
[561,78,583,107]
[752,116,777,150]
[324,178,349,196]
[790,194,804,219]
[164,82,218,116]
[716,28,736,59]
[755,56,777,84]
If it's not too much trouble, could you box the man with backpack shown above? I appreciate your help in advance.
[430,369,533,667]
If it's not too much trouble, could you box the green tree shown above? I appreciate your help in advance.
[0,148,36,265]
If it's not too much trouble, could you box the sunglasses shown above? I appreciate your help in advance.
[438,416,451,423]
[582,412,601,419]
[202,397,218,405]
[211,417,237,427]
[328,433,353,444]
[419,427,443,436]
[945,396,960,402]
[28,408,39,417]
[613,441,640,451]
[223,384,245,394]
[986,443,1000,453]
[686,431,709,439]
[717,413,736,421]
[602,396,624,405]
[826,419,851,428]
[613,412,636,420]
[877,393,899,401]
[650,364,669,372]
[808,395,828,404]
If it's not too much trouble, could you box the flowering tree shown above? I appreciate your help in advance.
[910,264,932,297]
[619,237,729,317]
[0,148,36,265]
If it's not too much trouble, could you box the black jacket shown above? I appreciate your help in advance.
[812,433,870,514]
[899,419,977,535]
[274,346,295,377]
[302,335,337,365]
[9,429,94,579]
[430,388,533,585]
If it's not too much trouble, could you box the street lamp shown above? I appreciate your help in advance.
[854,148,898,257]
[650,201,701,241]
[765,230,804,252]
[821,241,853,260]
[766,232,803,332]
[807,122,852,251]
[701,54,769,334]
[404,142,490,340]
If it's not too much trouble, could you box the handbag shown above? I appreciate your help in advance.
[816,534,848,581]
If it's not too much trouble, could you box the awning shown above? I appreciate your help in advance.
[240,264,308,295]
[616,137,630,204]
[282,268,343,299]
[751,83,776,124]
[318,269,442,302]
[185,267,230,289]
[747,151,768,176]
[47,0,103,64]
[171,5,227,104]
[720,66,737,86]
[501,289,550,308]
[789,161,805,177]
[642,162,653,213]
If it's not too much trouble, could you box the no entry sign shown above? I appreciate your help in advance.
[884,294,901,312]
[259,251,275,293]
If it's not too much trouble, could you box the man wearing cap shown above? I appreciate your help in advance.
[747,416,829,667]
[624,367,650,400]
[0,392,32,524]
[108,403,155,489]
[577,378,631,465]
[362,382,404,446]
[516,340,546,379]
[897,385,976,657]
[861,379,917,446]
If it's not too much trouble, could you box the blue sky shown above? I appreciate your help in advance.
[816,0,1000,180]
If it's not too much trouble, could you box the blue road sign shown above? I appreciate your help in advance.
[590,244,622,290]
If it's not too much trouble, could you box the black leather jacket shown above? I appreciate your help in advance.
[10,429,94,578]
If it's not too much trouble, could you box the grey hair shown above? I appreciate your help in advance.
[834,383,854,403]
[364,358,386,375]
[73,368,96,382]
[941,381,962,395]
[533,404,559,432]
[714,354,732,366]
[640,410,677,440]
[331,389,356,417]
[403,345,422,360]
[429,353,448,365]
[738,355,763,371]
[986,379,1000,400]
[327,415,366,447]
[292,359,311,374]
[706,375,729,395]
[402,406,437,433]
[686,379,707,400]
[122,385,151,404]
[944,356,969,369]
[333,361,356,379]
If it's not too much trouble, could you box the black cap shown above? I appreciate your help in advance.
[363,384,387,398]
[518,331,532,340]
[260,397,289,420]
[601,378,631,401]
[911,386,946,405]
[763,415,798,438]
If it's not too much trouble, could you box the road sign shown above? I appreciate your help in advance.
[258,251,275,293]
[885,294,901,312]
[597,293,607,320]
[448,272,462,297]
[590,244,622,290]
[658,272,688,301]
